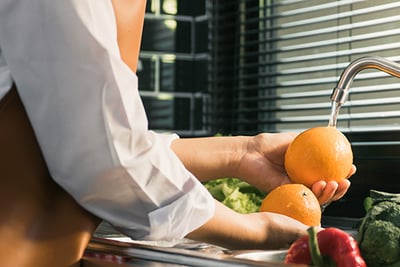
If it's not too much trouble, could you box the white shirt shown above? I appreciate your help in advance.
[0,0,214,241]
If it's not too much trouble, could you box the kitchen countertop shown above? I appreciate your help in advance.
[84,222,308,267]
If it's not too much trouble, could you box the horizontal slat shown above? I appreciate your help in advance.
[277,2,400,29]
[236,110,400,124]
[339,110,400,121]
[268,43,400,64]
[236,96,400,112]
[253,2,400,29]
[352,141,400,146]
[237,83,400,101]
[278,15,400,41]
[233,73,399,92]
[280,125,400,134]
[262,27,400,54]
[277,56,400,75]
[244,0,366,22]
[234,56,400,84]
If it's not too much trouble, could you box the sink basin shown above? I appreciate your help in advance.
[233,249,288,263]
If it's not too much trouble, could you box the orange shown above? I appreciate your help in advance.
[259,184,321,226]
[284,126,353,188]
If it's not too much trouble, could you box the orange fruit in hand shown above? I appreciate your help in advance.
[259,184,321,226]
[284,126,353,188]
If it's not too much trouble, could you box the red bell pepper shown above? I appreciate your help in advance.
[284,227,366,267]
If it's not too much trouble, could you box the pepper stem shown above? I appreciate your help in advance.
[307,227,325,267]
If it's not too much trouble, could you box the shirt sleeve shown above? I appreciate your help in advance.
[0,0,214,241]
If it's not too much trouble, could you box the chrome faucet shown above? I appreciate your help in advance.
[329,56,400,127]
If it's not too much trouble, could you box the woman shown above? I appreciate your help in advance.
[0,0,353,250]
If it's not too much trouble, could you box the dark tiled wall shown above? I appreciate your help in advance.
[138,0,210,136]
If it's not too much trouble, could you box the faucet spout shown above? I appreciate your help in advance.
[329,56,400,126]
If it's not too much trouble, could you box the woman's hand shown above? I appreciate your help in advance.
[236,133,354,205]
[235,132,296,192]
[249,211,310,249]
[311,165,355,205]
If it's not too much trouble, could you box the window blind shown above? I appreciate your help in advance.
[208,0,400,135]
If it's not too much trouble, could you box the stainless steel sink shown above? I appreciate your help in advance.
[232,250,287,263]
[93,219,360,266]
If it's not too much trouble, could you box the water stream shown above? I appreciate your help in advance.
[328,101,342,127]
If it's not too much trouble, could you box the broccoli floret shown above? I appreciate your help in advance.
[357,191,400,267]
[359,220,400,267]
[370,201,400,225]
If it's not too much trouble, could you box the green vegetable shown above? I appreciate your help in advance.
[203,178,266,214]
[357,190,400,267]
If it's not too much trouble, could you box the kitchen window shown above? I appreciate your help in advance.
[207,0,400,217]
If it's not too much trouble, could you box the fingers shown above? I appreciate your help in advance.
[334,179,351,201]
[312,181,337,205]
[310,164,355,205]
[347,164,357,178]
[312,179,351,205]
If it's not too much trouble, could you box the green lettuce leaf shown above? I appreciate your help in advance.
[203,178,266,214]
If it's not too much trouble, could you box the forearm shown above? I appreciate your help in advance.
[186,200,308,250]
[170,136,249,182]
[185,200,266,249]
